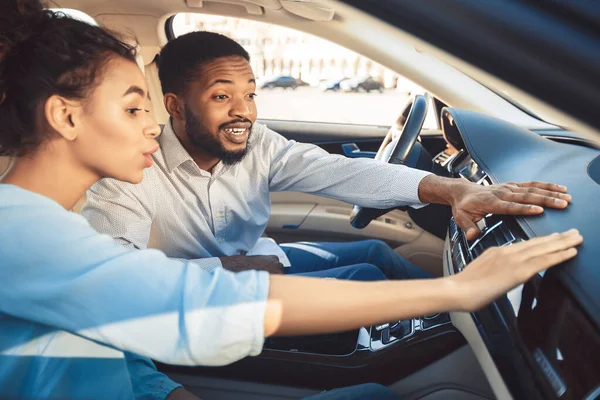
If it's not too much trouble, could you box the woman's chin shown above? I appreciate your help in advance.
[129,172,144,184]
[113,170,144,185]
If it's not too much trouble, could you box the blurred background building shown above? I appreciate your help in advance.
[172,14,405,88]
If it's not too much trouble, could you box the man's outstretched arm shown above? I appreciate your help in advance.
[263,126,571,237]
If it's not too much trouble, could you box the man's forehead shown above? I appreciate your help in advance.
[198,56,254,83]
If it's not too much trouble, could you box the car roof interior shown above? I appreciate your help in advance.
[56,0,588,134]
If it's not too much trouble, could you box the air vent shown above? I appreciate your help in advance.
[433,151,456,168]
[477,174,492,186]
[469,221,516,258]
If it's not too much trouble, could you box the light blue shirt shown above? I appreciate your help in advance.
[83,121,431,270]
[0,184,269,399]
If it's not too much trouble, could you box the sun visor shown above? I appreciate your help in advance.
[185,0,334,21]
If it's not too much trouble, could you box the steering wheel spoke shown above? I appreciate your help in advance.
[350,95,429,229]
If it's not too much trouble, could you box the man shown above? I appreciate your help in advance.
[83,31,570,280]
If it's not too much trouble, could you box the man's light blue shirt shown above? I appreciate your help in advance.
[0,184,269,399]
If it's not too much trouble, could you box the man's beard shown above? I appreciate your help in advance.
[184,105,252,166]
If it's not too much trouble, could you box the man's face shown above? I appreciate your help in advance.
[182,56,258,165]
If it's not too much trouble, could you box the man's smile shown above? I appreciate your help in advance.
[221,123,251,145]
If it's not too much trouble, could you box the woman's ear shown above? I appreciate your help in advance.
[44,95,82,141]
[164,93,185,121]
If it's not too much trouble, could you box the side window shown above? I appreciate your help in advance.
[172,14,438,129]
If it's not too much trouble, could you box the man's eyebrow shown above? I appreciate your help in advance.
[207,79,233,89]
[207,78,257,88]
[123,85,146,98]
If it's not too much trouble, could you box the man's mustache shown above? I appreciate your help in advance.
[219,119,253,130]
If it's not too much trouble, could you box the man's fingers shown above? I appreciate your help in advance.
[509,186,572,203]
[454,213,480,241]
[508,181,568,193]
[491,200,544,215]
[507,192,569,209]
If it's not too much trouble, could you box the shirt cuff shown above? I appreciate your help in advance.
[392,168,433,209]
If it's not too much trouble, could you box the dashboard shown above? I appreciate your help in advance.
[435,108,600,400]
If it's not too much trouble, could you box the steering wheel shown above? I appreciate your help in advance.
[350,94,429,229]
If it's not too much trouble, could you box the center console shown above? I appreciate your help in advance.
[263,313,452,356]
[158,310,465,389]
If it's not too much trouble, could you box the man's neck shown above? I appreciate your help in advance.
[171,119,220,173]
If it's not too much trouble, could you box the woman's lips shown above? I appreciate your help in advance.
[143,146,159,168]
[144,154,153,168]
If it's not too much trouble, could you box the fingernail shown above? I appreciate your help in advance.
[534,206,544,212]
[559,185,567,191]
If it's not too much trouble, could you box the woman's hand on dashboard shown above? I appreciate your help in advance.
[449,229,583,312]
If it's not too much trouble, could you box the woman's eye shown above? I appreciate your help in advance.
[248,93,258,99]
[126,108,143,115]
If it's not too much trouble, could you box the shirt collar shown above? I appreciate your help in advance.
[160,119,195,173]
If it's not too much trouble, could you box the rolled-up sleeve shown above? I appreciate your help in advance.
[0,206,269,367]
[262,126,431,209]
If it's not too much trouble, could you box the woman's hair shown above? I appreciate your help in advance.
[0,0,137,156]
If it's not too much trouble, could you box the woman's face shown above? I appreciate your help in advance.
[73,56,161,184]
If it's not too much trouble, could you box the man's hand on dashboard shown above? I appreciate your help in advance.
[219,255,285,274]
[449,229,582,312]
[418,175,572,240]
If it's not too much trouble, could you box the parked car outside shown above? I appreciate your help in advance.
[340,76,385,93]
[319,77,350,92]
[260,76,298,89]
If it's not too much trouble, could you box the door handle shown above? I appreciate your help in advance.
[342,143,376,158]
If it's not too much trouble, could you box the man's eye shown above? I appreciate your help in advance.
[214,95,228,100]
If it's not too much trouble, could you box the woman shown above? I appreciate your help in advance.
[0,0,583,399]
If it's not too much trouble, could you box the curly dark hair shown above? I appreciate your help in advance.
[0,0,138,156]
[158,31,250,96]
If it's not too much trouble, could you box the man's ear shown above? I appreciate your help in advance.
[164,93,185,121]
[44,95,82,141]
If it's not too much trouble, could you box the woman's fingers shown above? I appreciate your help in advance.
[516,230,582,261]
[529,247,579,273]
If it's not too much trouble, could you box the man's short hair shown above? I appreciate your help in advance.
[158,31,250,95]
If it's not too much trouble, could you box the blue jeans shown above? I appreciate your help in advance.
[303,383,400,399]
[282,240,431,280]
